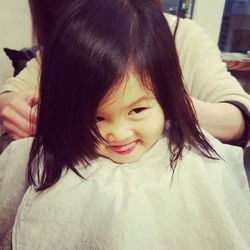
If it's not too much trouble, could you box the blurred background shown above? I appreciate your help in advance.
[0,0,31,86]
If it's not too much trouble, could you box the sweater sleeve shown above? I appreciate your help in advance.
[0,57,40,93]
[167,14,250,112]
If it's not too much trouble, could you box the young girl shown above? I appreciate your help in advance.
[1,0,249,146]
[0,0,250,249]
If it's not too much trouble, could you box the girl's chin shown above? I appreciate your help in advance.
[109,155,142,164]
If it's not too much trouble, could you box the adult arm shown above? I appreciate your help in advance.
[0,57,40,93]
[167,14,250,145]
[191,97,247,144]
[0,57,40,139]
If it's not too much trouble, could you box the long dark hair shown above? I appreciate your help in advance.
[28,0,218,191]
[28,0,71,50]
[28,0,162,50]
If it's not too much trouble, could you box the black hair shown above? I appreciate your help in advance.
[28,0,161,50]
[28,0,71,49]
[28,0,218,191]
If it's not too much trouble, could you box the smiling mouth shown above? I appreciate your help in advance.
[109,140,139,155]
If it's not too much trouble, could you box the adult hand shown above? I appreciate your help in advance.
[0,91,39,140]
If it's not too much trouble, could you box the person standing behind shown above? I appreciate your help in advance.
[0,0,249,145]
[0,1,249,248]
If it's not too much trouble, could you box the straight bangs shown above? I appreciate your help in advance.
[28,0,217,191]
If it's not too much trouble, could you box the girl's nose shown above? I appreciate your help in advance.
[106,122,134,143]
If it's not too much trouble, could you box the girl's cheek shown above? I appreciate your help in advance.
[96,123,106,137]
[149,108,165,124]
[136,117,164,136]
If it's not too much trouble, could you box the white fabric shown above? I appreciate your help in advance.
[0,138,31,247]
[2,135,248,250]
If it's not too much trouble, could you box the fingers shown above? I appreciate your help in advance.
[2,119,36,140]
[29,105,38,124]
[0,91,39,139]
[24,90,39,106]
[25,91,39,123]
[2,105,37,137]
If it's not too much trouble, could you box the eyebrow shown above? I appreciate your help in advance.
[127,96,154,108]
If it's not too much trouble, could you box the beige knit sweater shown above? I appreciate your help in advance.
[1,14,250,111]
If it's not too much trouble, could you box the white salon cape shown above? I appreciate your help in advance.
[0,134,250,250]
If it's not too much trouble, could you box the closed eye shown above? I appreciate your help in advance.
[129,107,147,115]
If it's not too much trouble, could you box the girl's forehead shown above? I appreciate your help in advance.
[98,73,154,111]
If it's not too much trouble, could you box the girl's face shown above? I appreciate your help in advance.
[96,72,165,163]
